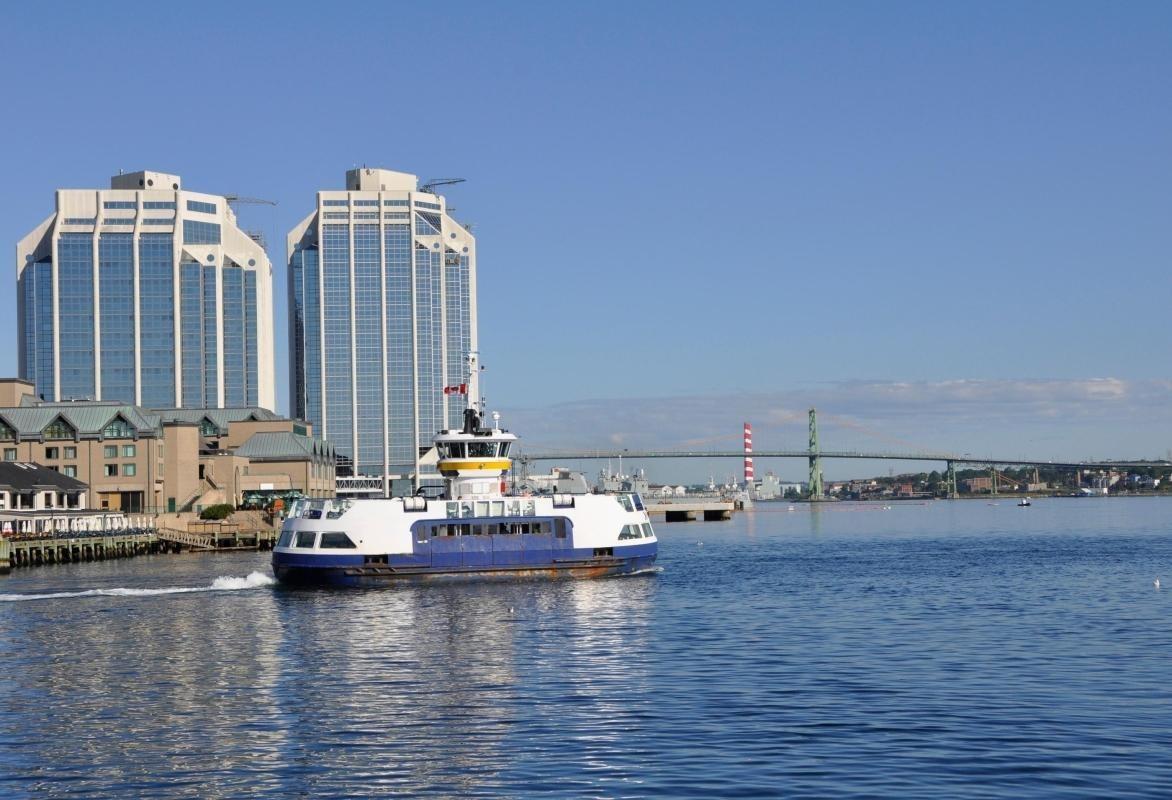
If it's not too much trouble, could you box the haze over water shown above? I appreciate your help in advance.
[2,497,1171,798]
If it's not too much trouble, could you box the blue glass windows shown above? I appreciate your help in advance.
[186,200,217,214]
[57,233,96,399]
[183,220,221,244]
[138,234,175,408]
[98,233,135,403]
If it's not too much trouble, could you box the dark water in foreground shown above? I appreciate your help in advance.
[2,497,1171,798]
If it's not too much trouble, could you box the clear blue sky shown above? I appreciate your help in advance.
[3,1,1169,480]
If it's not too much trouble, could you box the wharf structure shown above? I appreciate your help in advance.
[288,168,476,493]
[16,170,275,410]
[0,378,333,513]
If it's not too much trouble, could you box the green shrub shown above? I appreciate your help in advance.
[199,504,235,521]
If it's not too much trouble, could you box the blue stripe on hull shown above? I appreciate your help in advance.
[273,552,657,588]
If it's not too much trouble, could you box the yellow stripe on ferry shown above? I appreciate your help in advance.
[437,459,512,471]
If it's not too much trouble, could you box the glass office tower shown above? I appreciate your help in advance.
[16,171,276,410]
[288,168,476,483]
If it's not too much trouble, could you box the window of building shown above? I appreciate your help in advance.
[64,446,77,459]
[143,218,172,226]
[104,445,117,459]
[182,220,221,245]
[103,417,134,438]
[45,447,59,460]
[383,199,408,206]
[104,201,136,209]
[104,464,119,477]
[199,418,218,437]
[322,199,348,207]
[102,218,136,226]
[0,421,13,440]
[123,463,137,477]
[186,200,217,214]
[43,418,75,440]
[122,444,136,458]
[143,201,176,210]
[64,217,97,225]
[63,465,77,478]
[4,448,16,461]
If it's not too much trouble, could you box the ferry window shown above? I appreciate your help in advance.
[295,531,317,548]
[641,523,654,538]
[459,524,472,536]
[277,530,294,548]
[320,532,357,549]
[449,443,466,458]
[632,494,645,511]
[554,519,568,538]
[468,441,495,457]
[617,495,635,512]
[305,509,322,519]
[619,525,639,540]
[499,443,511,458]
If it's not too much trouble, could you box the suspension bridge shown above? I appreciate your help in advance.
[516,409,1170,499]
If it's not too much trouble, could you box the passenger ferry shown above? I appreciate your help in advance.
[272,402,658,587]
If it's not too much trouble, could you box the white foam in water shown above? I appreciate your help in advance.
[0,571,276,602]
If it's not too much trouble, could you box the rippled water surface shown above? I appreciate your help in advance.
[3,497,1172,798]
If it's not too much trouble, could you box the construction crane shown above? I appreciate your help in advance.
[420,178,465,195]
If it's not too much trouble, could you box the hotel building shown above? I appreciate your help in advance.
[16,170,275,410]
[288,168,476,485]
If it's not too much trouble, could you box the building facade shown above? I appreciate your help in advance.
[288,168,476,482]
[0,379,333,513]
[16,170,275,410]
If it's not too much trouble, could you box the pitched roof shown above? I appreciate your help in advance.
[152,407,283,434]
[0,403,160,438]
[233,431,334,461]
[0,462,88,493]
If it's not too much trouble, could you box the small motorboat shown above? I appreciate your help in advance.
[1018,498,1032,507]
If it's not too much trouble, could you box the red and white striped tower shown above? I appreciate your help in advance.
[743,422,754,487]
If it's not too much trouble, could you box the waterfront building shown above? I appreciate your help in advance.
[0,379,333,513]
[16,170,275,410]
[0,461,87,512]
[287,168,476,486]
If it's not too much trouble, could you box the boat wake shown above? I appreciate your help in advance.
[0,571,276,602]
[624,566,664,577]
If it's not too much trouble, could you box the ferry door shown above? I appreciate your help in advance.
[407,525,432,568]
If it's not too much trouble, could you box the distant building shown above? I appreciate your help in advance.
[16,170,275,409]
[287,167,476,486]
[964,476,993,493]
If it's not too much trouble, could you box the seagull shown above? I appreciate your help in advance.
[1156,578,1161,590]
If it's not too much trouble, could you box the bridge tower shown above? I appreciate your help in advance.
[945,460,958,499]
[808,408,824,501]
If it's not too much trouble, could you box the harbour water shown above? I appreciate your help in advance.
[2,497,1171,798]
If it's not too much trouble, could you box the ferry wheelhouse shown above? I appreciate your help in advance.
[272,407,657,587]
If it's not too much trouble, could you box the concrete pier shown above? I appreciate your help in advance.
[645,500,736,522]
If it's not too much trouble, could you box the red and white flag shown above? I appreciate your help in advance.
[443,383,468,395]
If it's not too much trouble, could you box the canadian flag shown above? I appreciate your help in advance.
[443,383,468,395]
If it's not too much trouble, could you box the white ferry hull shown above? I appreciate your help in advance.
[273,541,657,587]
[272,493,659,588]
